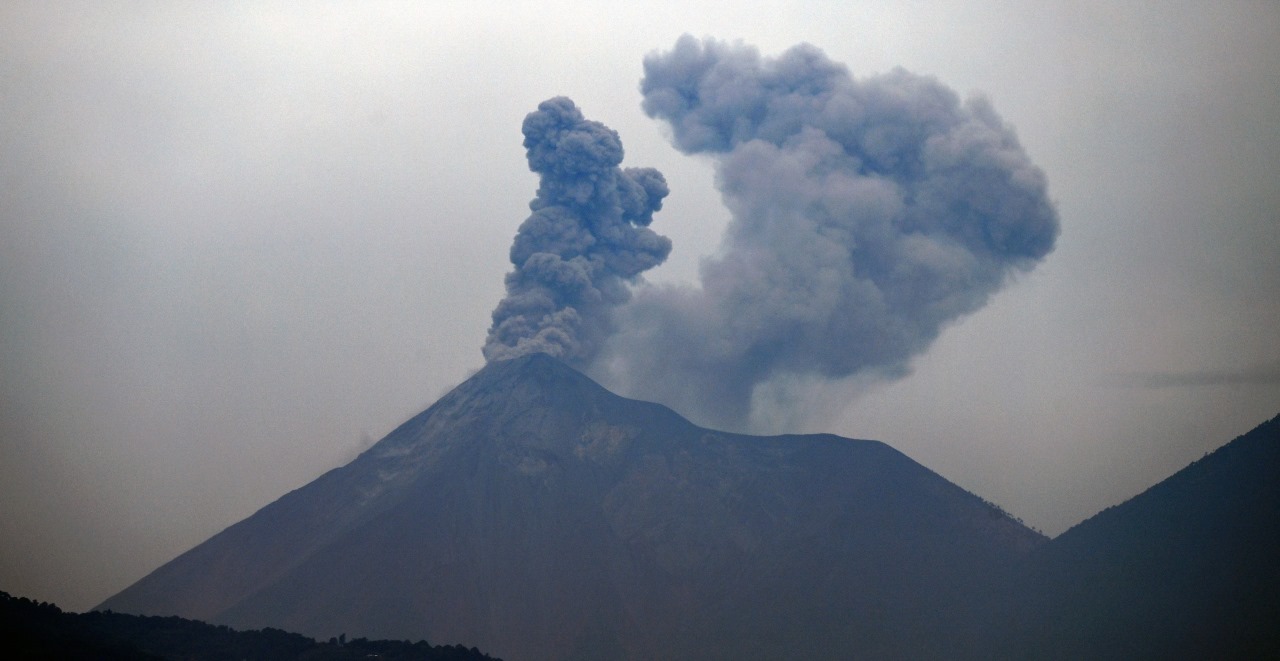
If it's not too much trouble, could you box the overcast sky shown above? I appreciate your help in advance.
[2,1,1277,613]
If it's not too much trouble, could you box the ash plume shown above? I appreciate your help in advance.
[590,36,1060,430]
[485,38,1059,432]
[483,97,671,363]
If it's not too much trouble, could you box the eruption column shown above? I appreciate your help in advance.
[483,97,671,364]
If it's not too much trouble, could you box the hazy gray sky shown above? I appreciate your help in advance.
[2,1,1277,612]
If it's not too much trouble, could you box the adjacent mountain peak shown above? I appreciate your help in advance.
[1009,412,1280,659]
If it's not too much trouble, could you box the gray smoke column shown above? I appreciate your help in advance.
[588,36,1060,430]
[483,97,671,363]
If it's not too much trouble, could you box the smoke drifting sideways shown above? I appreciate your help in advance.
[607,36,1060,430]
[485,37,1059,432]
[483,97,672,364]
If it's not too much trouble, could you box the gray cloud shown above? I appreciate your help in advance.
[483,97,671,364]
[583,36,1060,430]
[1110,361,1280,389]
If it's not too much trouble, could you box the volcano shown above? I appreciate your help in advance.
[99,354,1044,660]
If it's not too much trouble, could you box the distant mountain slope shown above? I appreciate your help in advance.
[1010,413,1280,659]
[100,354,1043,661]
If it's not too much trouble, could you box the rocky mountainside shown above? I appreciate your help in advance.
[1006,413,1280,660]
[100,354,1044,660]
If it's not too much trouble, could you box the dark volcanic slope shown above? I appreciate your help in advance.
[1010,413,1280,660]
[101,354,1044,661]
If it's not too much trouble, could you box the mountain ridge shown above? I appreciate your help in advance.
[1005,412,1280,659]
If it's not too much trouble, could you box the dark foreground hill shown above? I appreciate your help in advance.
[1006,412,1280,660]
[100,353,1044,660]
[1,590,496,660]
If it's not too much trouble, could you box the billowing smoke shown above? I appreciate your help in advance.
[486,37,1059,432]
[483,97,671,363]
[595,36,1058,429]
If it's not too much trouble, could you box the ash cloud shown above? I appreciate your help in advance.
[487,37,1059,432]
[483,97,671,363]
[596,36,1058,430]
